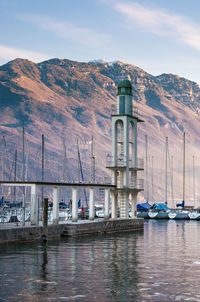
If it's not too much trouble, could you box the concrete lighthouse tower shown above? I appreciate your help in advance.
[106,79,144,219]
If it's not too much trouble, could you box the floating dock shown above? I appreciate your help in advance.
[0,218,144,244]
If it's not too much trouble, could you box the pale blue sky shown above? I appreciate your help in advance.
[1,0,200,83]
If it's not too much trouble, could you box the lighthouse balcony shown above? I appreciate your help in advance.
[106,156,144,170]
[116,179,144,191]
[129,179,144,190]
[111,105,144,122]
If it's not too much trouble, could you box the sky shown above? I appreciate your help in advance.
[1,0,200,83]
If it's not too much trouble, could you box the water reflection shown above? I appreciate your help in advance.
[41,243,48,283]
[1,222,200,301]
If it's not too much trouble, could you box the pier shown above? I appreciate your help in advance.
[0,180,144,244]
[0,181,116,224]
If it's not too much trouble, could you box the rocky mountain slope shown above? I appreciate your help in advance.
[1,58,200,205]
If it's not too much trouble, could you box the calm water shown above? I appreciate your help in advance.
[1,220,200,302]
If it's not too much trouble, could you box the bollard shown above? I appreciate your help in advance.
[43,198,48,228]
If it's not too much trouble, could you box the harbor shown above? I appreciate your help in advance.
[1,80,200,245]
[0,180,144,244]
[0,80,145,244]
[2,2,200,300]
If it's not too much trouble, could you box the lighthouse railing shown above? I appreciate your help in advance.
[117,179,144,190]
[111,105,139,119]
[129,179,144,190]
[106,155,143,169]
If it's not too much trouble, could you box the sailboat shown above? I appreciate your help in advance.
[137,135,152,218]
[168,133,189,220]
[148,137,170,219]
[189,155,200,220]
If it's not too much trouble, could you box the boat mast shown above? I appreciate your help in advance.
[1,136,6,197]
[14,149,17,182]
[77,138,88,206]
[151,156,154,203]
[165,137,168,205]
[42,134,44,204]
[171,155,174,208]
[61,137,67,202]
[22,121,25,182]
[183,132,185,208]
[24,140,29,202]
[77,138,81,183]
[145,135,148,203]
[90,136,95,183]
[193,155,195,207]
[14,149,17,202]
[25,141,29,180]
[62,137,67,182]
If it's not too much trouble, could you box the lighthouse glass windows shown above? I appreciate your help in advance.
[119,96,125,114]
[129,121,136,169]
[118,87,131,95]
[129,121,134,167]
[116,120,124,164]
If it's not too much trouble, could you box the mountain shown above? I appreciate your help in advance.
[1,58,200,205]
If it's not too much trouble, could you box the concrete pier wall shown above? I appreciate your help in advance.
[63,218,143,237]
[0,218,144,244]
[0,224,66,244]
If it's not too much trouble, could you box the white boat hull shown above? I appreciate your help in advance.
[168,211,189,220]
[0,211,11,223]
[96,210,104,218]
[148,211,158,219]
[188,212,200,220]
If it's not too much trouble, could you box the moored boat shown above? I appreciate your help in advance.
[168,210,190,220]
[148,203,169,219]
[137,202,152,219]
[188,211,200,220]
[169,134,189,221]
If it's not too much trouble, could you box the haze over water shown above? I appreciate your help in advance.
[1,220,200,301]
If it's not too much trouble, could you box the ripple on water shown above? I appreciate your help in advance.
[59,295,86,301]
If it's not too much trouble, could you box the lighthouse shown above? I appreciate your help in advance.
[106,80,144,218]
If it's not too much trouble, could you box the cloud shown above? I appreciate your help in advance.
[109,1,200,50]
[0,44,51,63]
[18,14,110,48]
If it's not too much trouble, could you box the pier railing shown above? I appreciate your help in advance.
[95,176,112,185]
[106,155,144,170]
